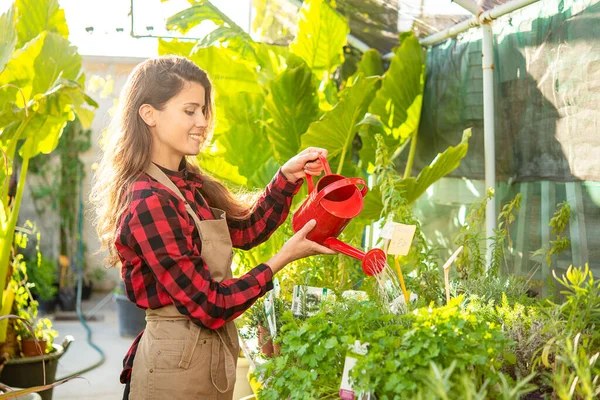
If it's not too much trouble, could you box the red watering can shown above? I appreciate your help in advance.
[292,155,386,276]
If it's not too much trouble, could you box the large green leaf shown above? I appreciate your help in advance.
[399,128,471,205]
[32,32,82,96]
[368,32,425,141]
[253,42,290,86]
[198,150,247,187]
[357,184,384,222]
[247,156,281,189]
[15,0,68,48]
[166,1,255,58]
[289,0,349,78]
[9,79,96,159]
[301,75,379,174]
[20,112,70,158]
[357,113,406,173]
[263,61,318,164]
[0,6,17,73]
[354,48,384,78]
[158,38,195,57]
[188,46,261,95]
[217,92,273,187]
[166,0,248,38]
[0,32,45,106]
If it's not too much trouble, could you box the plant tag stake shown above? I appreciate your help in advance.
[264,292,277,339]
[273,277,281,297]
[442,246,463,304]
[386,224,416,256]
[340,340,371,400]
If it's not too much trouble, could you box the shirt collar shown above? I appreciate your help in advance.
[151,159,204,187]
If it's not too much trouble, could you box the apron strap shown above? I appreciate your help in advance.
[211,328,236,393]
[144,163,204,234]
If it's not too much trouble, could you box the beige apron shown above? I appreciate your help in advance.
[129,163,240,400]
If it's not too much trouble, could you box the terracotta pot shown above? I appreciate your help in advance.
[273,342,281,356]
[21,339,47,358]
[257,325,274,357]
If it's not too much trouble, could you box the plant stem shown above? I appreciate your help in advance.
[390,135,412,163]
[403,130,418,179]
[337,149,347,175]
[0,121,31,300]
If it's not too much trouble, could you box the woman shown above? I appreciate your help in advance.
[90,56,336,399]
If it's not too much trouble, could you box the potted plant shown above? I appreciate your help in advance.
[82,266,107,301]
[114,280,146,337]
[17,318,58,358]
[242,298,273,357]
[242,297,290,358]
[25,255,58,315]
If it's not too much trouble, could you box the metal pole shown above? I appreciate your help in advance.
[383,0,542,55]
[482,23,497,264]
[454,0,497,267]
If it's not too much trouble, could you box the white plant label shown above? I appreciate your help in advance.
[387,224,417,256]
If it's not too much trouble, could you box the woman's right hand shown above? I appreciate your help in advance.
[266,220,337,274]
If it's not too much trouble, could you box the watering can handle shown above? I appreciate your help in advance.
[314,177,368,202]
[306,154,332,193]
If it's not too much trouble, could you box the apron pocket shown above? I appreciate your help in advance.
[151,339,186,371]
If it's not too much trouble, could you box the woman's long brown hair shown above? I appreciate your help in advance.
[90,56,250,268]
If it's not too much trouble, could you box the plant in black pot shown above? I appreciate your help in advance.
[25,256,58,315]
[82,266,106,301]
[56,255,76,312]
[114,280,146,337]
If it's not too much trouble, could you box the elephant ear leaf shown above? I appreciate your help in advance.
[290,0,349,78]
[15,0,69,48]
[368,32,425,143]
[263,61,319,164]
[0,6,17,73]
[301,75,379,174]
[399,128,471,205]
[216,92,274,188]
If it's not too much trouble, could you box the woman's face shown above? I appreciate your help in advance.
[149,81,209,161]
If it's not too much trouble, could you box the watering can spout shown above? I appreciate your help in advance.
[323,238,386,276]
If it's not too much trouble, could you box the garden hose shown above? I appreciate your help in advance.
[56,164,106,380]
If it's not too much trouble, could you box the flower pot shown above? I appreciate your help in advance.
[1,337,73,400]
[36,298,57,316]
[57,288,76,311]
[257,325,274,357]
[114,291,146,337]
[81,280,93,301]
[21,339,47,358]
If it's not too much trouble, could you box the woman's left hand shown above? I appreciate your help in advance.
[281,147,329,182]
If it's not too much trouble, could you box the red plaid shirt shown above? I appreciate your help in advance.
[116,162,302,383]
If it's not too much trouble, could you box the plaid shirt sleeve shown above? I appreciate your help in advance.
[228,169,303,249]
[126,191,275,330]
